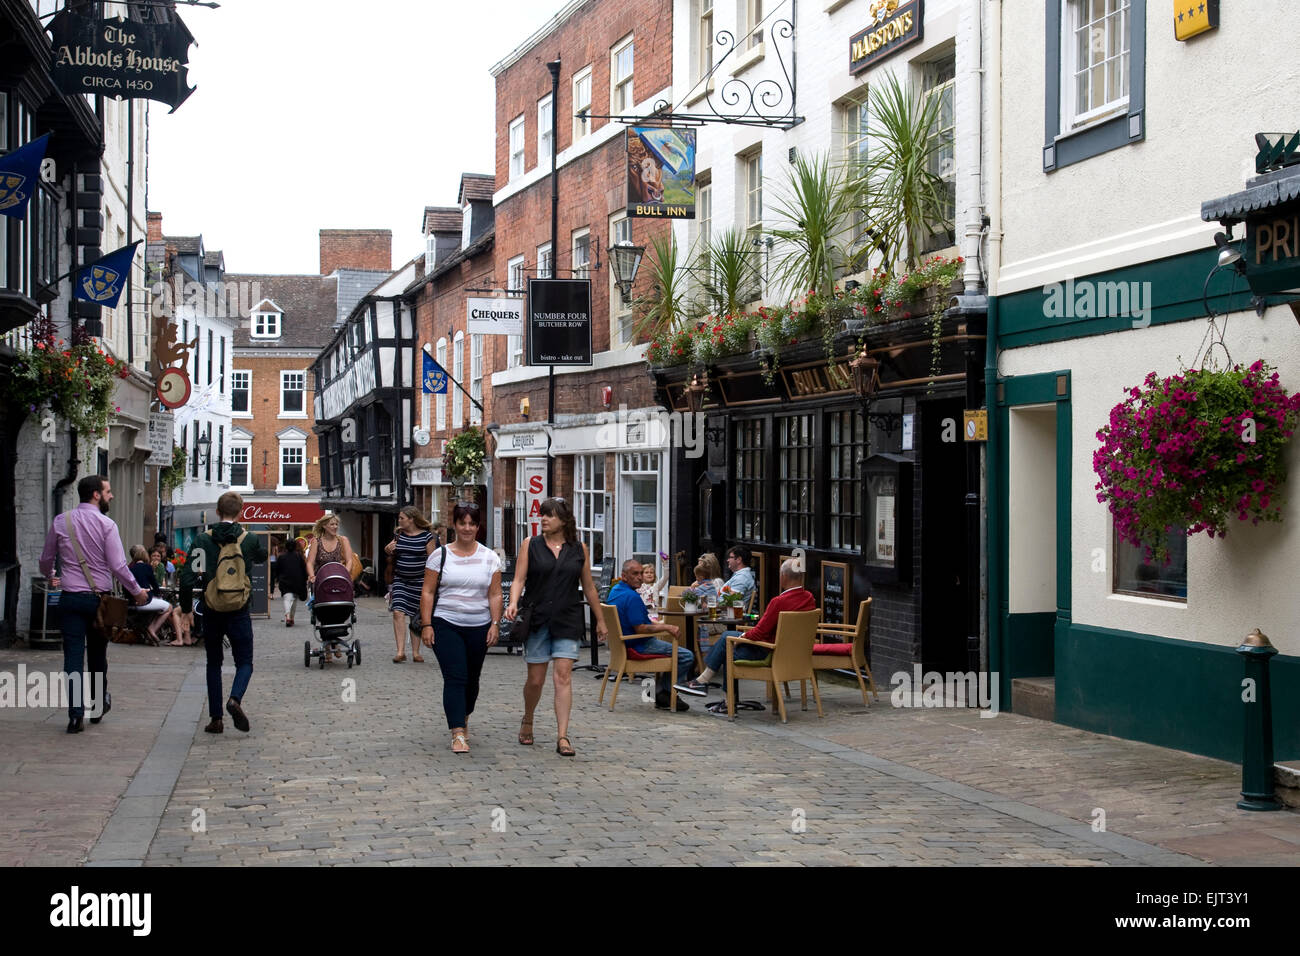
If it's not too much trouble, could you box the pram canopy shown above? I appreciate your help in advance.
[314,561,355,605]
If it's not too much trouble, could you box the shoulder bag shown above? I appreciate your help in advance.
[413,545,447,636]
[65,515,130,637]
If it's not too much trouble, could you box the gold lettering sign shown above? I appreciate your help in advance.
[784,363,852,399]
[1254,214,1300,265]
[850,0,923,75]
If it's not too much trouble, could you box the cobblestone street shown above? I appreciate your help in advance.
[7,599,1294,867]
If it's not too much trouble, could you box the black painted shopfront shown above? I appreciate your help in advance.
[653,311,985,684]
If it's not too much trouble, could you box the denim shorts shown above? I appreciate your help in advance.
[524,624,580,664]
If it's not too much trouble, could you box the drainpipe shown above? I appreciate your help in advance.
[52,428,80,519]
[984,0,1003,699]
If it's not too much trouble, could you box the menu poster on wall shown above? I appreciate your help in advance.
[821,561,849,625]
[875,495,896,562]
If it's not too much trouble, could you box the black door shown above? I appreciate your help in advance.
[920,398,969,673]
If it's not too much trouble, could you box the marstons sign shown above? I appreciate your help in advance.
[850,0,924,75]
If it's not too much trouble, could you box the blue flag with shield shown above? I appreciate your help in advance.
[422,350,448,394]
[0,133,51,220]
[74,241,141,308]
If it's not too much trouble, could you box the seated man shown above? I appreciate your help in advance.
[675,557,815,698]
[608,559,694,711]
[722,544,756,611]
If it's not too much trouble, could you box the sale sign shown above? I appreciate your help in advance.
[520,458,547,540]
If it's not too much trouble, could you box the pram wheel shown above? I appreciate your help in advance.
[304,641,311,668]
[352,639,361,666]
[318,648,326,669]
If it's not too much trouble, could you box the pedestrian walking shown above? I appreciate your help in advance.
[305,514,354,587]
[38,476,150,733]
[419,502,503,754]
[505,497,607,757]
[385,506,436,662]
[276,538,309,627]
[179,491,268,734]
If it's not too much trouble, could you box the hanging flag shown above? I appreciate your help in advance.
[422,350,448,394]
[0,133,51,220]
[74,241,141,308]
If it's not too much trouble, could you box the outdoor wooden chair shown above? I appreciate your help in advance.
[598,604,679,712]
[725,609,822,722]
[812,598,878,707]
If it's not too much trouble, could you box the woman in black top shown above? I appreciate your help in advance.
[505,497,606,757]
[276,538,309,627]
[128,545,183,643]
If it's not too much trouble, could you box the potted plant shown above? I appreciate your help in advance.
[680,589,700,613]
[11,316,131,438]
[443,426,486,484]
[717,588,744,619]
[1093,360,1300,562]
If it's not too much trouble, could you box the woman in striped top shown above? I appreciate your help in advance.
[385,506,437,663]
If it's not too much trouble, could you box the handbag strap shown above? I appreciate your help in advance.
[64,513,105,596]
[430,544,447,619]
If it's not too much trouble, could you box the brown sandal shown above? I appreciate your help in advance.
[412,653,424,663]
[518,718,534,746]
[556,736,575,757]
[392,654,406,663]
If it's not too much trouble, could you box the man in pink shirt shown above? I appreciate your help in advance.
[39,475,149,733]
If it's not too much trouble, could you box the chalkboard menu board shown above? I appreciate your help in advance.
[598,556,616,599]
[249,552,268,616]
[821,561,848,626]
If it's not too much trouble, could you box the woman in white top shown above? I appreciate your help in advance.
[420,501,502,754]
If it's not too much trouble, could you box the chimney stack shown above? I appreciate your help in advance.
[319,229,392,275]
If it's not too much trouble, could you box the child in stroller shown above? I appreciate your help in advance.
[305,560,361,668]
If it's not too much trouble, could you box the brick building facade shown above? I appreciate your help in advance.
[225,229,390,551]
[406,175,496,530]
[488,0,674,573]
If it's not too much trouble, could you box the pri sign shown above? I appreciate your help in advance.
[528,279,592,366]
[49,10,196,110]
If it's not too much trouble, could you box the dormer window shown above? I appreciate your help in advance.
[250,300,283,339]
[426,233,437,273]
[461,204,473,250]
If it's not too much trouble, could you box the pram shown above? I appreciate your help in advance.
[305,561,361,668]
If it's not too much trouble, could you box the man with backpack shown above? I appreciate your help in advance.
[179,491,268,734]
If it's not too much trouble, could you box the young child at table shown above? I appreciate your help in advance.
[687,561,721,605]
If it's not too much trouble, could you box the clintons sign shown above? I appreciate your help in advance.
[240,502,325,525]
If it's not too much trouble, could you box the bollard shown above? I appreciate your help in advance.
[1236,628,1282,811]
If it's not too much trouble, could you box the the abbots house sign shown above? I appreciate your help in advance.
[49,9,196,111]
[850,0,924,75]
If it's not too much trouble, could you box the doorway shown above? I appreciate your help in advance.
[920,398,969,673]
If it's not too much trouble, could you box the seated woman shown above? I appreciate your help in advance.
[128,545,185,644]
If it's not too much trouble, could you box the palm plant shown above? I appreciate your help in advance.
[632,231,692,344]
[695,227,761,318]
[852,71,950,270]
[767,151,856,305]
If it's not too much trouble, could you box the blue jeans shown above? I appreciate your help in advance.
[203,608,254,719]
[59,590,107,719]
[626,637,694,697]
[704,629,768,679]
[431,617,490,729]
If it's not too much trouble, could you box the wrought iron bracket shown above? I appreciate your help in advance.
[589,5,803,131]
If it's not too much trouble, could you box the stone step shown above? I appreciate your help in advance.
[1276,761,1300,810]
[1011,676,1055,721]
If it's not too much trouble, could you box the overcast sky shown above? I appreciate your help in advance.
[148,0,567,275]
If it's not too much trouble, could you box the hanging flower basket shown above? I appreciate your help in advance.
[444,426,486,484]
[1093,361,1300,562]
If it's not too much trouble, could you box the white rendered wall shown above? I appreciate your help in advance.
[1000,306,1300,658]
[997,0,1300,295]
